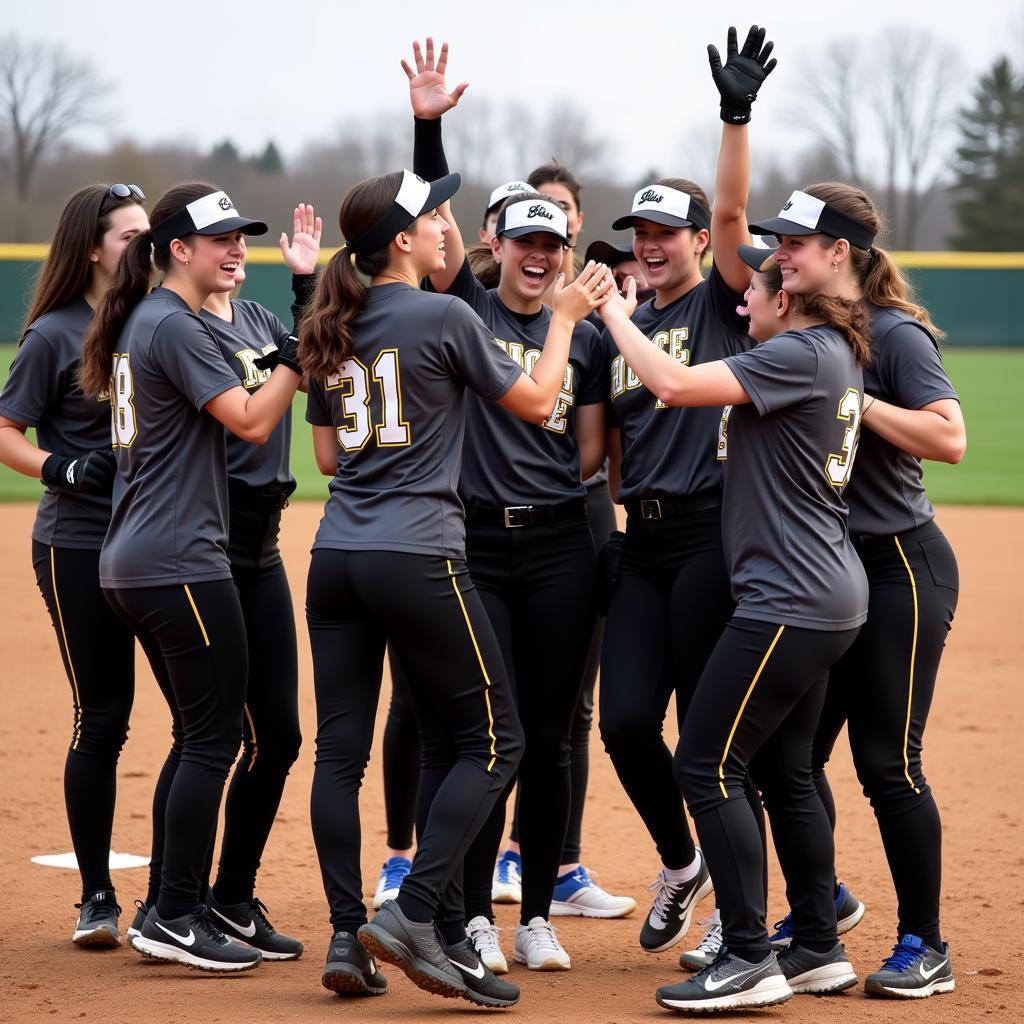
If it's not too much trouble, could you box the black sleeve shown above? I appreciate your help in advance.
[290,273,317,334]
[705,261,753,341]
[413,117,449,180]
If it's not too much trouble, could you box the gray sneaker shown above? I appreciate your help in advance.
[357,900,465,1000]
[864,935,955,999]
[777,942,858,995]
[72,891,121,948]
[656,948,792,1012]
[640,853,714,953]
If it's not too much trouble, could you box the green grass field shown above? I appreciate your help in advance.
[0,346,1020,505]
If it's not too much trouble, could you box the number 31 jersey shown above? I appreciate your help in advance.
[306,282,522,558]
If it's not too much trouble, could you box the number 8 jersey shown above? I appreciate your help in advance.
[306,282,523,557]
[100,288,241,589]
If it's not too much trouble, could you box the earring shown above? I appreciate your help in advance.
[185,259,191,268]
[832,259,839,273]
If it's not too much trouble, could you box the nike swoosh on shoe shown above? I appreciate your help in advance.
[920,959,948,981]
[155,922,196,947]
[450,957,485,979]
[212,907,256,937]
[705,965,765,992]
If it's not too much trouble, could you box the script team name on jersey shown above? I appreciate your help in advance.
[610,327,689,409]
[494,338,576,434]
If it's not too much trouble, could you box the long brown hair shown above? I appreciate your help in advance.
[805,182,942,338]
[528,161,582,212]
[79,181,218,396]
[23,185,146,336]
[299,172,404,380]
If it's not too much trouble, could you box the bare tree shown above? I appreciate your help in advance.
[0,34,108,210]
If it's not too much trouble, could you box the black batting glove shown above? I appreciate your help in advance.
[708,25,777,125]
[41,449,117,495]
[254,333,302,376]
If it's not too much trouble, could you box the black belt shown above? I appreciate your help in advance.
[624,491,721,521]
[465,498,587,529]
[228,478,295,513]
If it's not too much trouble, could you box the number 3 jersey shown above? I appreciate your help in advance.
[722,325,868,631]
[305,282,523,558]
[101,288,241,589]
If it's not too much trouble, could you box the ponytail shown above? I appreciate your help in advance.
[860,246,943,339]
[79,231,154,396]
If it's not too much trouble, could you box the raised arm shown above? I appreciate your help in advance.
[402,37,469,294]
[861,396,966,464]
[707,25,777,294]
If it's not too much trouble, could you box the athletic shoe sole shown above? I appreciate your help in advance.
[865,977,956,999]
[656,975,793,1012]
[476,950,509,975]
[643,873,714,953]
[492,884,522,904]
[838,899,866,935]
[786,961,858,995]
[458,980,520,1008]
[372,889,399,910]
[130,934,261,972]
[125,927,143,941]
[549,896,637,919]
[357,922,465,999]
[73,926,121,948]
[512,950,571,971]
[321,965,387,996]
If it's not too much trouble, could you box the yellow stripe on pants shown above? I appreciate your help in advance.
[50,547,83,750]
[893,536,922,795]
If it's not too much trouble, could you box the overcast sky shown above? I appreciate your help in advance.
[10,0,1024,182]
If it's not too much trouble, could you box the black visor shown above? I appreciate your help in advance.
[749,190,875,250]
[152,190,267,247]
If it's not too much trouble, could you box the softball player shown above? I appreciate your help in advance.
[301,160,610,1004]
[78,182,303,973]
[754,183,965,999]
[124,206,322,960]
[597,25,775,955]
[405,46,608,970]
[599,246,871,1011]
[0,184,148,948]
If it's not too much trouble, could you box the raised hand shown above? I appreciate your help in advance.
[279,203,323,275]
[599,275,639,325]
[708,25,777,124]
[401,37,469,120]
[552,261,614,323]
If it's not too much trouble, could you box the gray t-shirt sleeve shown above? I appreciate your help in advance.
[438,299,523,402]
[873,320,958,409]
[726,333,818,416]
[150,312,241,411]
[0,329,62,426]
[305,377,333,426]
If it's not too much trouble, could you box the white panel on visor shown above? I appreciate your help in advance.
[778,190,825,231]
[186,191,238,231]
[631,184,692,221]
[502,199,569,238]
[488,180,532,210]
[395,170,432,217]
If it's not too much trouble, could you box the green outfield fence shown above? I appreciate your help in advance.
[0,246,1022,346]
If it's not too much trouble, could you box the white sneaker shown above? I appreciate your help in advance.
[492,850,522,904]
[514,916,571,971]
[467,915,508,975]
[549,864,637,919]
[372,856,411,910]
[679,909,723,971]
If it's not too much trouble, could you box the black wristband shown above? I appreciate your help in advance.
[413,116,449,181]
[290,273,317,333]
[720,102,752,125]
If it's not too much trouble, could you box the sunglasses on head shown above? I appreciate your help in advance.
[100,183,145,210]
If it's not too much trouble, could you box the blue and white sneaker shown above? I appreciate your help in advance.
[769,882,865,949]
[492,850,522,905]
[550,865,636,918]
[372,856,412,910]
[864,934,955,999]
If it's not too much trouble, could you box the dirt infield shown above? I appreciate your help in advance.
[0,503,1020,1024]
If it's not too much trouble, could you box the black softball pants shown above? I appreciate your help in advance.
[209,504,301,905]
[382,649,420,851]
[33,542,135,901]
[508,481,617,863]
[104,579,248,921]
[677,617,861,963]
[459,513,598,925]
[598,506,737,870]
[307,549,523,935]
[813,521,958,951]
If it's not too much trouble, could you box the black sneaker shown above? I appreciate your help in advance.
[207,893,303,961]
[357,900,465,999]
[777,942,858,995]
[445,938,520,1008]
[322,930,387,996]
[126,900,150,941]
[73,891,121,948]
[640,852,713,952]
[864,934,955,999]
[130,905,262,972]
[656,947,792,1012]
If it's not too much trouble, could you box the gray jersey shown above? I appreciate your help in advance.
[723,325,869,631]
[100,288,241,588]
[306,282,522,557]
[437,258,604,506]
[845,306,958,537]
[0,299,112,549]
[200,299,295,491]
[604,263,751,501]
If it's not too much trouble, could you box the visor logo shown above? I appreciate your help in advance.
[527,204,554,220]
[782,200,793,211]
[508,183,527,192]
[639,190,663,204]
[218,197,233,211]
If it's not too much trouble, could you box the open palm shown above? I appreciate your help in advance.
[402,37,468,119]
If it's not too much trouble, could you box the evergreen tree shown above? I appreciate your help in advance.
[252,141,284,175]
[951,57,1024,250]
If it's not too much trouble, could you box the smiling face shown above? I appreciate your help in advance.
[185,230,247,293]
[773,233,840,296]
[90,203,150,284]
[493,230,566,306]
[631,219,705,296]
[739,269,785,343]
[406,207,450,278]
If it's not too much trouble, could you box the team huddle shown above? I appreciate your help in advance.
[0,25,967,1014]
